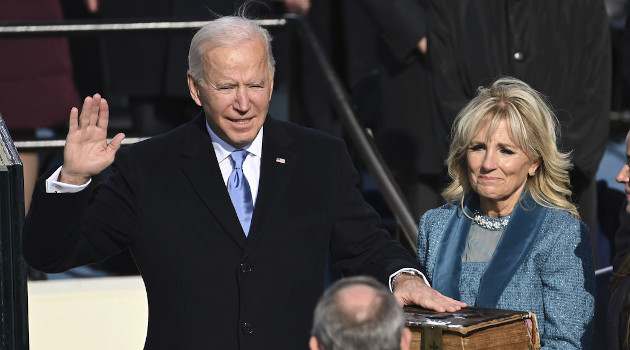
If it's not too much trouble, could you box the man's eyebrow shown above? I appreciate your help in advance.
[209,81,237,88]
[209,79,266,87]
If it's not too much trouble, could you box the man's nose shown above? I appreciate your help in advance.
[616,165,630,184]
[233,87,251,112]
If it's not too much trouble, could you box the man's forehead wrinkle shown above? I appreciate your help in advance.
[198,40,269,85]
[209,73,268,87]
[207,62,267,80]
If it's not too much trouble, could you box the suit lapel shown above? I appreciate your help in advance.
[180,114,247,249]
[244,118,296,256]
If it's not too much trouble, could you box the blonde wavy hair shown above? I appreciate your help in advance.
[442,77,579,218]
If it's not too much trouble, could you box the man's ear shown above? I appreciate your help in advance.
[309,336,321,350]
[187,72,202,107]
[268,77,274,102]
[400,327,412,350]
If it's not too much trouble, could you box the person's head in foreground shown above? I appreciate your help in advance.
[310,276,411,350]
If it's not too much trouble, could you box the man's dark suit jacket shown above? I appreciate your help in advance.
[23,114,422,349]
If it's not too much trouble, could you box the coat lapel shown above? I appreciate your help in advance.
[180,114,247,249]
[432,198,475,300]
[243,118,296,256]
[432,191,547,308]
[476,192,547,307]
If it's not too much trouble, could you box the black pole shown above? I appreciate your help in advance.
[289,15,418,251]
[0,114,29,350]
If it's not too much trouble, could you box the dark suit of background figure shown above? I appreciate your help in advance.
[98,0,277,135]
[425,0,611,267]
[614,201,630,272]
[609,269,630,350]
[23,114,422,350]
[609,203,630,350]
[353,0,446,224]
[288,0,343,138]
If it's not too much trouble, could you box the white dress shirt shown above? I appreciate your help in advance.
[206,121,262,205]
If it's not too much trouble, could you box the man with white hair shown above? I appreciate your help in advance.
[23,12,463,349]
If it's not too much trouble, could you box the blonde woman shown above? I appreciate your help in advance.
[417,77,595,349]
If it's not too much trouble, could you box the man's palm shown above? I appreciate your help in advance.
[59,94,125,185]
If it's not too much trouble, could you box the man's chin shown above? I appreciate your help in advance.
[227,136,256,149]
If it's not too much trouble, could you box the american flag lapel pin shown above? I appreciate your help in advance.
[275,157,286,164]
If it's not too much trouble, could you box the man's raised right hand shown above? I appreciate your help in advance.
[59,94,125,185]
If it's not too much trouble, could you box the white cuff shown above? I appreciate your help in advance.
[45,166,91,193]
[388,268,430,292]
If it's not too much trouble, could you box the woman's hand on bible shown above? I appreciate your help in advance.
[392,274,466,313]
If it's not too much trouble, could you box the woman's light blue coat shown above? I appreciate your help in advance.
[418,198,595,349]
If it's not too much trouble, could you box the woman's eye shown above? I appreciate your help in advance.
[469,145,484,151]
[500,148,515,155]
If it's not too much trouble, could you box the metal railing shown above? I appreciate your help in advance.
[0,18,287,37]
[13,138,148,153]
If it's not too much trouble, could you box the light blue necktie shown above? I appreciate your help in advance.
[227,150,254,236]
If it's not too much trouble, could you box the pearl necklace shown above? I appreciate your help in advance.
[472,211,511,230]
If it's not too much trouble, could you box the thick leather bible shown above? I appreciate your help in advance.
[405,306,540,350]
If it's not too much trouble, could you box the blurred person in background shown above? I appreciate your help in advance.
[424,0,611,267]
[0,0,80,214]
[354,0,445,229]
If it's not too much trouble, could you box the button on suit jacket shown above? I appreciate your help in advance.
[23,113,421,349]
